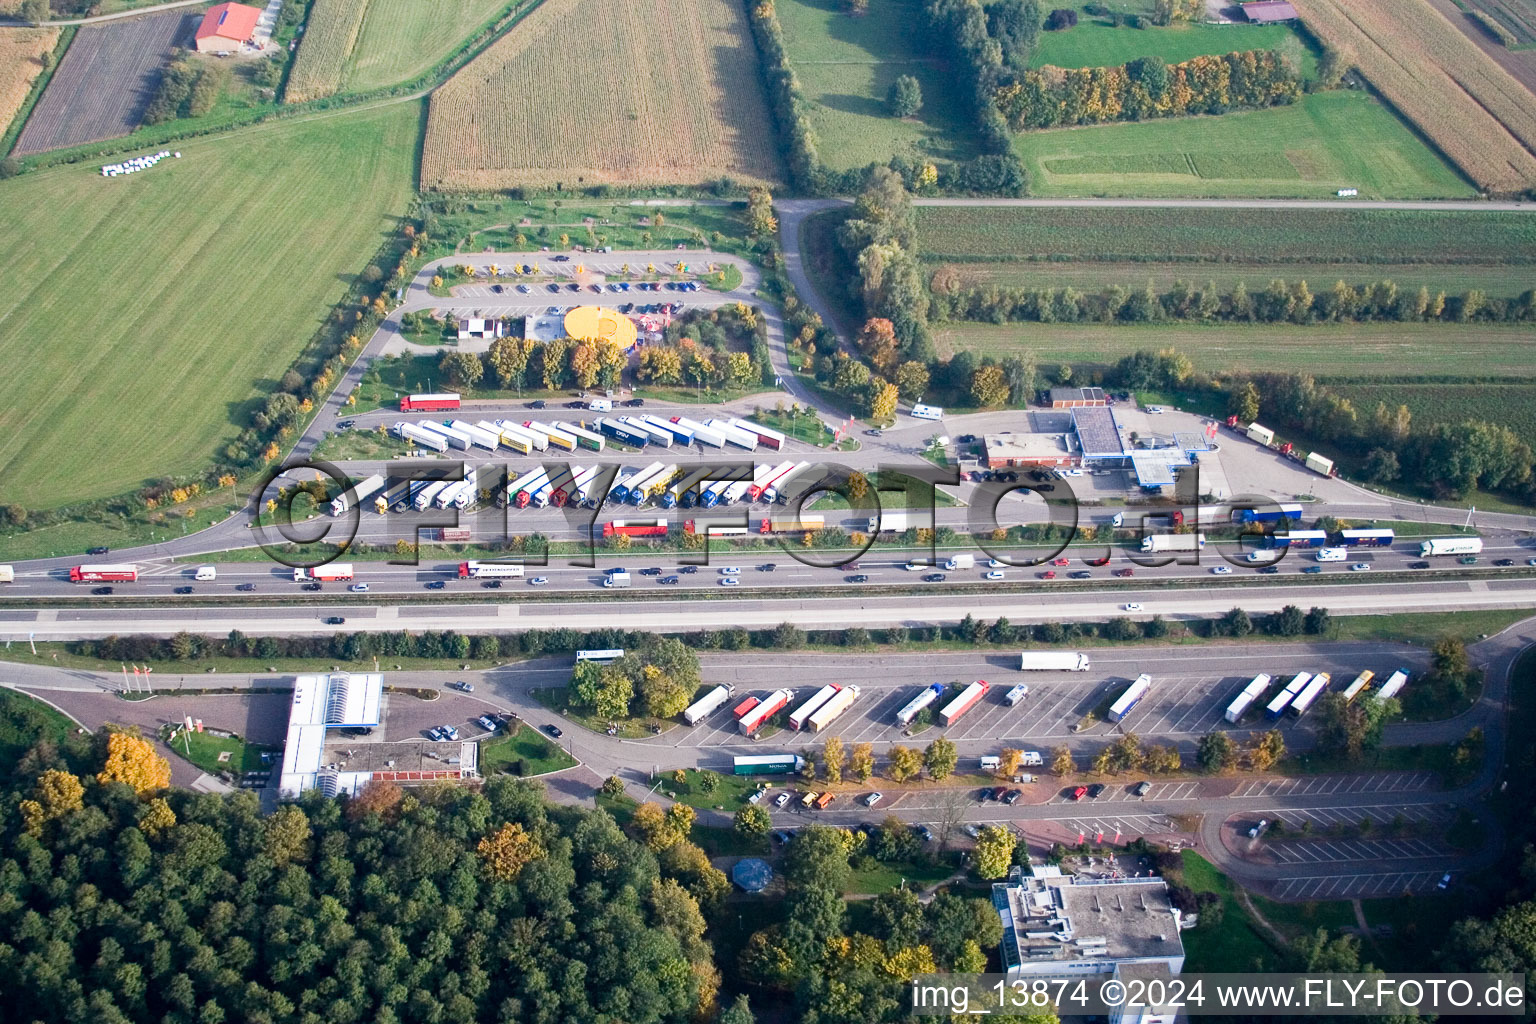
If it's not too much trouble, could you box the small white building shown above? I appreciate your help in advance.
[457,317,507,341]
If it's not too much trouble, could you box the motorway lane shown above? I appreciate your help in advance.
[6,576,1536,638]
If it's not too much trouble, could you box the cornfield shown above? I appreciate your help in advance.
[1291,0,1536,195]
[0,28,59,136]
[421,0,783,189]
[284,0,370,103]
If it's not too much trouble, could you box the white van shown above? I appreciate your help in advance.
[1020,751,1043,767]
[979,755,1001,771]
[193,566,217,581]
[1316,547,1348,562]
[0,565,13,584]
[911,403,943,421]
[589,398,613,412]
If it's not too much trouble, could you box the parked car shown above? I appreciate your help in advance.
[1087,783,1105,798]
[544,724,563,738]
[340,726,373,738]
[991,786,1008,802]
[775,792,791,808]
[1071,786,1088,801]
[451,681,474,692]
[956,434,976,444]
[1133,781,1152,797]
[624,398,645,407]
[964,824,981,839]
[87,546,109,555]
[1248,819,1269,839]
[1003,789,1022,805]
[914,824,934,842]
[528,399,547,409]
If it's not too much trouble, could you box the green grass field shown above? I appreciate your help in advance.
[1033,7,1316,75]
[343,0,515,92]
[0,102,421,510]
[776,0,979,171]
[915,204,1536,263]
[1013,90,1476,199]
[932,321,1536,375]
[479,723,578,776]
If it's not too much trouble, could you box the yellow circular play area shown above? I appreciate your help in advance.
[564,306,638,350]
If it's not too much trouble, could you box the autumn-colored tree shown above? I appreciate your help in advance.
[137,796,177,838]
[1051,746,1074,776]
[857,318,899,376]
[882,944,937,978]
[923,736,959,780]
[747,187,778,236]
[18,769,84,835]
[638,346,683,384]
[998,748,1024,778]
[734,804,772,836]
[478,821,545,880]
[487,335,532,390]
[347,778,404,821]
[822,736,846,782]
[849,742,876,781]
[869,379,899,420]
[263,805,312,866]
[1248,729,1286,771]
[971,364,1009,407]
[887,744,922,782]
[974,825,1017,878]
[895,360,929,401]
[97,731,170,794]
[570,342,600,389]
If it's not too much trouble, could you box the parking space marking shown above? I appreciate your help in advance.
[1273,870,1445,900]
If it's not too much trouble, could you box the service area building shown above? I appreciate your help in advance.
[1049,387,1107,409]
[993,866,1185,999]
[984,431,1077,469]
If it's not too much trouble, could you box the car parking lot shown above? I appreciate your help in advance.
[1271,870,1451,900]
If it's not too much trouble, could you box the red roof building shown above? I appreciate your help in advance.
[1239,1,1299,22]
[194,2,262,52]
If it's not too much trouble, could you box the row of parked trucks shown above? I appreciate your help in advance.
[1223,668,1410,723]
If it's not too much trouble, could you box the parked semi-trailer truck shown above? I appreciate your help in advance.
[807,686,860,732]
[939,681,989,726]
[788,685,841,731]
[1420,537,1483,557]
[330,474,385,516]
[1018,651,1091,671]
[1224,674,1272,723]
[739,689,794,735]
[683,685,734,725]
[1141,533,1206,553]
[895,684,945,726]
[1107,674,1151,723]
[400,393,460,412]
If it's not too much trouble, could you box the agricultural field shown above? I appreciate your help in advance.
[929,322,1536,377]
[14,11,191,155]
[283,0,372,102]
[937,261,1536,295]
[1466,0,1536,45]
[1011,89,1476,198]
[422,0,782,189]
[0,102,420,509]
[1031,4,1315,73]
[1291,0,1536,194]
[914,205,1536,264]
[1326,381,1536,442]
[341,0,518,92]
[775,0,978,171]
[0,28,59,136]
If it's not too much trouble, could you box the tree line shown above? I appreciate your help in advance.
[929,272,1536,325]
[144,56,231,125]
[995,49,1301,131]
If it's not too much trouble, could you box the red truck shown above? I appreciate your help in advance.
[400,393,461,412]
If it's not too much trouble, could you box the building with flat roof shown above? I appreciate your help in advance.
[984,431,1077,469]
[457,317,506,341]
[993,867,1185,980]
[1239,0,1298,21]
[278,673,478,798]
[1049,386,1107,408]
[1071,406,1127,463]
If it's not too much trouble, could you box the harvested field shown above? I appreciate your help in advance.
[1291,0,1536,195]
[0,28,60,136]
[1467,0,1536,45]
[283,0,370,102]
[13,10,190,156]
[422,0,782,189]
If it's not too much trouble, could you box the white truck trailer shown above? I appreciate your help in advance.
[683,685,734,725]
[330,474,384,516]
[1019,651,1091,671]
